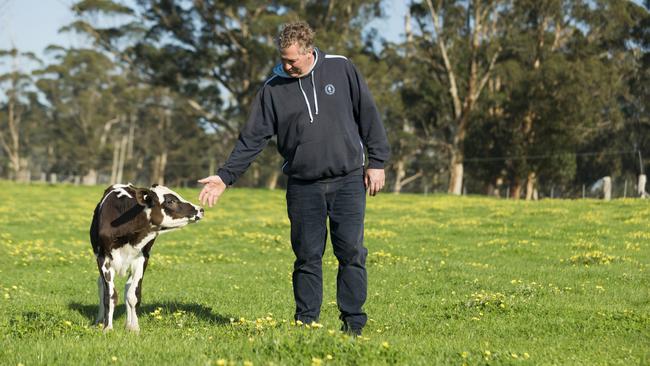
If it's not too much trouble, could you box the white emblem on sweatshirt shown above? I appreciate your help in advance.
[325,84,335,95]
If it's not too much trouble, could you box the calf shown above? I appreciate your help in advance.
[90,183,203,332]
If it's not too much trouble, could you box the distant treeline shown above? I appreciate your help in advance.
[0,0,648,198]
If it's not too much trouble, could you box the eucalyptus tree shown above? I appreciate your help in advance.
[461,0,646,198]
[35,47,127,183]
[0,49,43,181]
[408,0,507,194]
[66,0,387,188]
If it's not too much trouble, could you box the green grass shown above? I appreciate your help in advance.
[0,180,649,365]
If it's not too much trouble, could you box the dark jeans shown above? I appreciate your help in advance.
[286,173,368,330]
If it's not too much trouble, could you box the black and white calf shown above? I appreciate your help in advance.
[90,184,203,332]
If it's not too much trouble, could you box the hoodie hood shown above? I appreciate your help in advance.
[272,48,324,123]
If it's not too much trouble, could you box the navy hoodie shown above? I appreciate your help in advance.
[216,48,390,185]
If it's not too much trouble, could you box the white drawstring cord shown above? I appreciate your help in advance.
[298,78,314,123]
[311,71,319,115]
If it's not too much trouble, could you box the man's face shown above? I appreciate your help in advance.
[280,43,314,78]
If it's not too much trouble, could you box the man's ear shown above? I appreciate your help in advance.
[135,188,155,208]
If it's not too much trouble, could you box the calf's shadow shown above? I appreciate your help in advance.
[69,301,233,326]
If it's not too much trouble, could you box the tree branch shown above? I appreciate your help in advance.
[425,0,462,119]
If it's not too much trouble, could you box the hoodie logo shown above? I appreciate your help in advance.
[325,84,336,95]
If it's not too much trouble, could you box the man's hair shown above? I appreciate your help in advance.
[276,21,315,54]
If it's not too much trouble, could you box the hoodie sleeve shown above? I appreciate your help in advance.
[216,86,276,185]
[347,61,390,169]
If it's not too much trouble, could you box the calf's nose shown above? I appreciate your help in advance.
[195,207,204,220]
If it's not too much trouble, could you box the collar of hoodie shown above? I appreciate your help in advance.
[272,49,320,123]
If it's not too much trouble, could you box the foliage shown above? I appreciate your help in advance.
[0,1,648,196]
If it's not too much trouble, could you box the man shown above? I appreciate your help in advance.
[198,21,389,336]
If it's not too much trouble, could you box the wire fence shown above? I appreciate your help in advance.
[3,148,647,200]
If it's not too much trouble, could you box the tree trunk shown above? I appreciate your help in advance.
[116,135,128,184]
[638,174,647,198]
[16,158,30,183]
[0,95,22,180]
[110,140,120,184]
[525,171,536,200]
[393,159,406,193]
[82,169,98,185]
[511,177,522,200]
[448,149,463,195]
[152,151,167,186]
[603,176,612,201]
[266,169,280,190]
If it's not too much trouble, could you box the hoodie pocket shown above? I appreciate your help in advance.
[289,134,362,180]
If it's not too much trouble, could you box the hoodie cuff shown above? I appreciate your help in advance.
[216,169,235,186]
[367,159,385,170]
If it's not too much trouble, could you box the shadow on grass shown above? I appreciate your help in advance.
[69,301,234,326]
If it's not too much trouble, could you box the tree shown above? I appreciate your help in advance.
[0,49,42,181]
[409,0,505,194]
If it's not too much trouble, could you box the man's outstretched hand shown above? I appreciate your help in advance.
[198,175,227,207]
[365,168,385,196]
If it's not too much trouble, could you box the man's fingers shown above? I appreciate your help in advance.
[199,188,206,204]
[367,179,384,196]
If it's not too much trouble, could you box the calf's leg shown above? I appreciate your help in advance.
[124,255,147,332]
[98,257,117,332]
[95,274,105,325]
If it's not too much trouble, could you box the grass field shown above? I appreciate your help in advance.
[0,181,648,365]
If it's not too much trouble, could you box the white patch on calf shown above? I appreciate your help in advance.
[109,232,157,277]
[98,183,134,210]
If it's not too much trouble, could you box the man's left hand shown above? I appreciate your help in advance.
[365,168,385,196]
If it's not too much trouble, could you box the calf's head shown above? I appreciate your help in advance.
[135,184,204,232]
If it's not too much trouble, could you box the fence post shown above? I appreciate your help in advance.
[638,174,647,198]
[582,184,585,199]
[623,179,627,198]
[603,176,612,201]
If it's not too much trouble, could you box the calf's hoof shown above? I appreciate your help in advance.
[126,324,140,333]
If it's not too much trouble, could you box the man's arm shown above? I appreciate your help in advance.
[347,62,390,195]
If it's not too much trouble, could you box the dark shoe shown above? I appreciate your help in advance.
[341,323,362,337]
[295,317,318,325]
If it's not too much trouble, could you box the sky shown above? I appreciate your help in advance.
[0,0,408,62]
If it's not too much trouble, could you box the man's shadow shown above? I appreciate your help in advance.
[69,301,234,326]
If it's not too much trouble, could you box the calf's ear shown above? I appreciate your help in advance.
[135,188,155,208]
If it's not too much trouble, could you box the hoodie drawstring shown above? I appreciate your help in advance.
[311,71,319,116]
[298,78,314,123]
[298,71,319,123]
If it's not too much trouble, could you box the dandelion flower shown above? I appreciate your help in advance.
[382,341,390,349]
